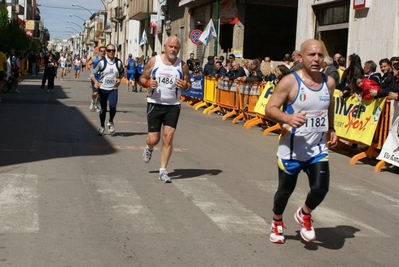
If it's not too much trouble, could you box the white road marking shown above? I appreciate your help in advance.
[0,174,39,233]
[83,175,164,233]
[174,178,268,234]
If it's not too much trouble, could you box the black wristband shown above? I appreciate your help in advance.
[329,126,335,131]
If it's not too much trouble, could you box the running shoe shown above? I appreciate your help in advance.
[159,170,171,183]
[98,126,105,136]
[142,147,153,163]
[107,122,115,135]
[294,207,316,242]
[89,101,95,111]
[94,106,101,113]
[270,220,286,244]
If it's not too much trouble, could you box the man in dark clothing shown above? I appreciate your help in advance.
[379,58,394,90]
[371,62,399,99]
[214,60,226,78]
[364,60,381,85]
[187,53,194,72]
[203,55,215,76]
[322,56,339,85]
[223,60,246,81]
[242,59,263,82]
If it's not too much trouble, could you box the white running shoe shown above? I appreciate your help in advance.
[95,106,101,113]
[89,101,95,111]
[294,207,316,242]
[142,146,153,163]
[98,126,105,136]
[270,220,286,244]
[107,122,115,135]
[159,170,171,183]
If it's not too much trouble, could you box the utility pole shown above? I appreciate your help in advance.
[145,0,150,57]
[214,0,219,56]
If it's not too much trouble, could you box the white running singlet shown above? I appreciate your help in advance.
[277,72,330,161]
[59,56,66,68]
[98,58,120,90]
[147,55,183,105]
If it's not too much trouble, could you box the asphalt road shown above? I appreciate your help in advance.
[0,69,398,267]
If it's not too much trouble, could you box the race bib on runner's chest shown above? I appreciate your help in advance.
[156,73,178,90]
[299,109,328,133]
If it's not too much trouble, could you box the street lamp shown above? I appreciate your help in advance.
[69,14,86,23]
[67,20,83,31]
[71,3,93,16]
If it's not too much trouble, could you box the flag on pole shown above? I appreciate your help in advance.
[199,19,217,45]
[139,30,147,46]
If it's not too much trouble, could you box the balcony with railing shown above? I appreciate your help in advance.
[127,0,154,20]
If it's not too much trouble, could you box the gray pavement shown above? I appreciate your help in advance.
[0,70,398,267]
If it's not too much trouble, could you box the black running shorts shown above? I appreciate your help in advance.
[146,103,181,132]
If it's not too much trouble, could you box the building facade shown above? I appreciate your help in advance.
[50,0,399,68]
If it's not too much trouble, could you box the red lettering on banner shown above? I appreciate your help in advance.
[344,108,371,134]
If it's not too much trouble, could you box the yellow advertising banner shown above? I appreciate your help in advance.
[333,89,386,145]
[254,82,274,115]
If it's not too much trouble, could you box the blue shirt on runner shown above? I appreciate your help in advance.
[126,58,135,74]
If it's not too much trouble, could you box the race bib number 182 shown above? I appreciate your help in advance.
[301,110,328,132]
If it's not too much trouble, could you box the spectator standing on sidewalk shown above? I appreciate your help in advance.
[203,55,215,76]
[29,51,37,76]
[223,60,246,81]
[186,52,195,73]
[44,53,58,93]
[90,44,124,136]
[214,60,226,79]
[140,36,191,183]
[265,39,338,244]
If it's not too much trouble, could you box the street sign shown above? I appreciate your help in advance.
[190,29,203,45]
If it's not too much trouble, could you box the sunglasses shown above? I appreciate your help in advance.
[107,49,115,52]
[100,50,106,52]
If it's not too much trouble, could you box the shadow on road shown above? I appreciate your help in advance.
[0,75,116,168]
[285,225,360,250]
[149,168,223,179]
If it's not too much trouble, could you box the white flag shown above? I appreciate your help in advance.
[139,30,147,46]
[199,19,217,45]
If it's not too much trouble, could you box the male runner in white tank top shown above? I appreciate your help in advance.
[265,39,338,244]
[139,36,191,183]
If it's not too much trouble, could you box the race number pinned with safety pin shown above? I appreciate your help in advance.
[300,110,328,132]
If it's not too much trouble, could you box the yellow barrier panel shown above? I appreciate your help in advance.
[192,76,218,113]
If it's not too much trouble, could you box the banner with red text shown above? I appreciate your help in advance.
[377,101,399,167]
[333,90,386,145]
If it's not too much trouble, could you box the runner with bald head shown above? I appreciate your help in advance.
[266,39,338,244]
[140,36,191,183]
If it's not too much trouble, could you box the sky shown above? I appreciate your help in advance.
[38,0,104,40]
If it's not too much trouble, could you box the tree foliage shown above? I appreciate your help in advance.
[0,5,41,52]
